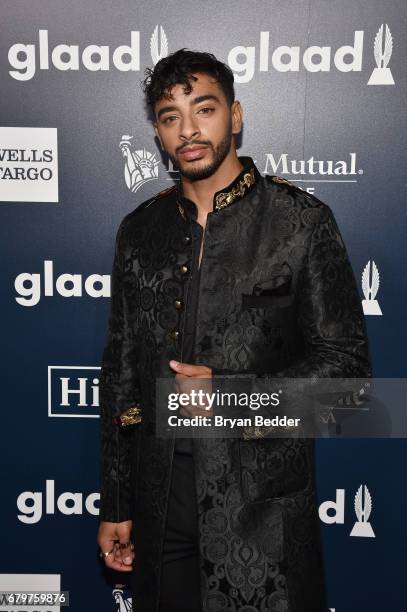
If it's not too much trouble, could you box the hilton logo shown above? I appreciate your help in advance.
[48,366,100,418]
[120,137,159,193]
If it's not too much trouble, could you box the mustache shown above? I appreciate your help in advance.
[176,141,212,154]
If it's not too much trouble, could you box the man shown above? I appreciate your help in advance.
[97,49,371,612]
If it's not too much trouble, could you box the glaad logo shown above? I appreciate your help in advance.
[48,366,100,418]
[14,260,110,306]
[7,26,169,81]
[8,25,394,87]
[319,485,375,538]
[0,127,58,202]
[350,484,375,537]
[228,26,395,84]
[367,24,394,85]
[263,152,361,178]
[120,137,159,193]
[361,260,382,315]
[228,30,363,83]
[16,480,99,524]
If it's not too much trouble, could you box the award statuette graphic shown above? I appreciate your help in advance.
[362,260,382,315]
[150,24,168,65]
[120,136,159,193]
[367,23,395,85]
[350,484,376,538]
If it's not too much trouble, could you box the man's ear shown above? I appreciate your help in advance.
[231,100,243,135]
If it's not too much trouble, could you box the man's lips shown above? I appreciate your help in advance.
[178,146,208,161]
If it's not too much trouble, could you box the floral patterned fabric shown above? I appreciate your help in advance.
[99,157,371,612]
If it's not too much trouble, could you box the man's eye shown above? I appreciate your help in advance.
[198,107,214,114]
[163,116,177,124]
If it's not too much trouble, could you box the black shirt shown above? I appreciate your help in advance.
[174,216,203,455]
[162,214,203,563]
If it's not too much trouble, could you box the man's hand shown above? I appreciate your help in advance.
[97,520,135,572]
[169,361,213,417]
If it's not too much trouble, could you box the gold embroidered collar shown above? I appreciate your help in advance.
[176,156,260,220]
[214,167,256,210]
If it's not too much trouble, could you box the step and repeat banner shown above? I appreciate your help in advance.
[1,1,406,611]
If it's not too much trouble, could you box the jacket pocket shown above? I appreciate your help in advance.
[241,272,293,310]
[242,293,294,309]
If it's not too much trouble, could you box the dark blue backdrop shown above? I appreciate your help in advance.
[1,2,406,611]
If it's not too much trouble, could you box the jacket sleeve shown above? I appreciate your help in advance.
[99,216,140,522]
[211,203,372,430]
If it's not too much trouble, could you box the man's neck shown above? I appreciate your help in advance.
[181,154,244,225]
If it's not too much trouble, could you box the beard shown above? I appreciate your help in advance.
[170,123,233,181]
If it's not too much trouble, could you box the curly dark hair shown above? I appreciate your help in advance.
[142,48,235,115]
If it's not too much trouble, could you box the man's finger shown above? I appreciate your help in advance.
[169,360,195,375]
[170,360,209,377]
[98,541,133,572]
[98,533,117,554]
[115,523,135,566]
[103,549,133,572]
[98,521,134,571]
[115,540,135,566]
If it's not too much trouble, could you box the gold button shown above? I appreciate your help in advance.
[174,299,183,310]
[180,264,189,274]
[170,330,180,340]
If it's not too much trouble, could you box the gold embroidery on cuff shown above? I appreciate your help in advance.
[114,405,142,427]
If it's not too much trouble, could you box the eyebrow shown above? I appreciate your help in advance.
[156,94,221,120]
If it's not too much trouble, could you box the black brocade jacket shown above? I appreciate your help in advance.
[99,156,371,612]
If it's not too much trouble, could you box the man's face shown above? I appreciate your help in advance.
[153,72,242,181]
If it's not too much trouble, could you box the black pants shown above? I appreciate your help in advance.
[159,452,202,612]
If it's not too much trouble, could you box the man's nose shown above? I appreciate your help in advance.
[179,115,200,141]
